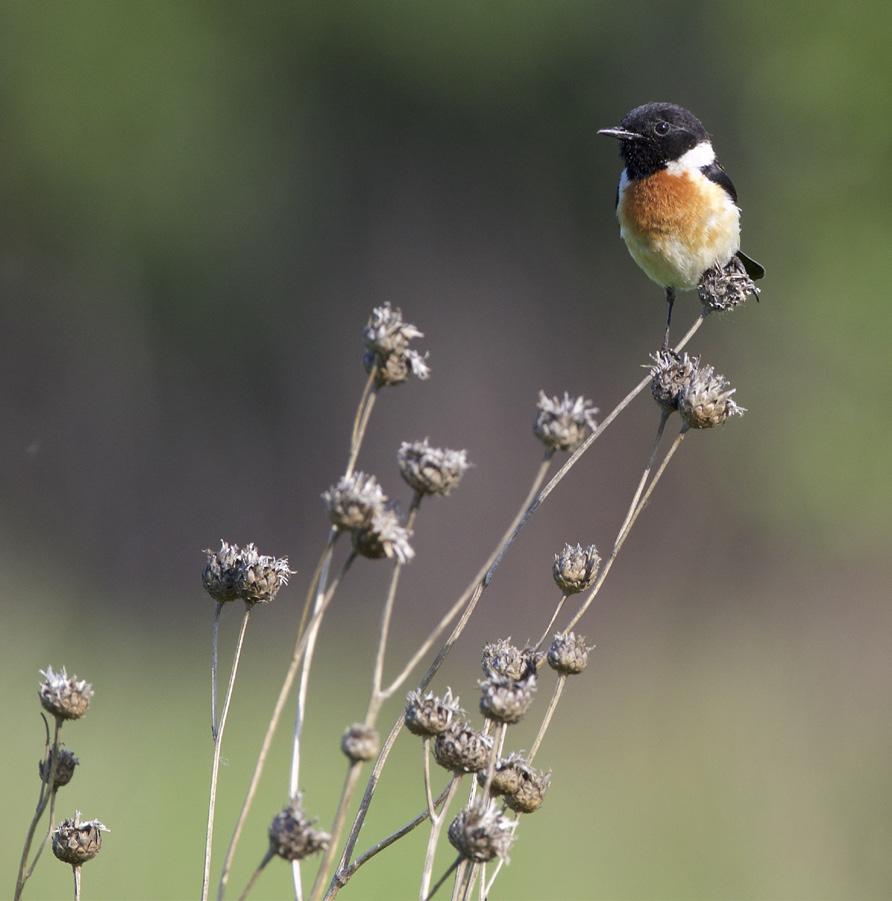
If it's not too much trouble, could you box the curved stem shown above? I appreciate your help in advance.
[211,601,224,739]
[237,848,274,901]
[25,785,58,880]
[427,857,462,901]
[346,368,378,477]
[202,607,252,901]
[419,777,461,900]
[528,675,566,763]
[534,595,568,651]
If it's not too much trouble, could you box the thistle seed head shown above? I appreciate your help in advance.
[552,543,601,594]
[447,803,516,863]
[38,667,93,721]
[433,721,493,774]
[362,303,430,387]
[503,764,552,814]
[322,472,386,531]
[202,540,293,606]
[678,362,745,430]
[397,439,470,497]
[547,632,590,675]
[479,673,537,724]
[698,255,759,313]
[476,751,529,797]
[352,506,415,563]
[340,724,380,762]
[39,746,79,788]
[268,795,330,861]
[533,391,599,452]
[51,812,107,866]
[404,688,461,737]
[649,351,699,412]
[481,639,537,681]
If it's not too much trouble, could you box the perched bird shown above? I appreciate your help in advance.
[599,102,763,346]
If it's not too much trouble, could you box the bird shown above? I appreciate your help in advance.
[598,102,764,347]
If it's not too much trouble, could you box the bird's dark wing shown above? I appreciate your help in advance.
[736,250,765,280]
[700,162,738,203]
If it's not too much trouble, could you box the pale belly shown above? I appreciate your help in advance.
[617,169,740,291]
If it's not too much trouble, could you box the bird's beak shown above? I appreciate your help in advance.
[597,127,643,140]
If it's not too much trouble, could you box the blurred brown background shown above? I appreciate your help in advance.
[1,2,890,899]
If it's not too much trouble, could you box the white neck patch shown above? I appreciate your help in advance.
[666,141,715,174]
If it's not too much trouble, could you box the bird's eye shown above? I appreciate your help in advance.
[654,121,670,136]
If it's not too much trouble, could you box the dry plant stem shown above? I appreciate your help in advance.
[345,368,378,477]
[458,864,479,901]
[14,716,61,901]
[202,606,252,901]
[423,739,437,822]
[237,848,274,901]
[216,543,347,900]
[482,861,503,899]
[534,595,568,651]
[331,777,458,892]
[211,600,224,739]
[427,857,463,901]
[419,777,461,900]
[24,785,57,881]
[528,675,566,763]
[479,723,506,805]
[72,865,81,901]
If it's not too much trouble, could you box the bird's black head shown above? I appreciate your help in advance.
[599,102,710,179]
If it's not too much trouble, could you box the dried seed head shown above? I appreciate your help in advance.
[476,751,529,797]
[447,803,516,863]
[481,639,537,681]
[649,351,698,412]
[397,440,470,497]
[433,721,493,773]
[503,764,552,814]
[39,746,79,788]
[362,303,430,386]
[479,673,537,724]
[352,506,415,563]
[698,255,759,313]
[202,540,293,606]
[678,361,746,430]
[51,812,107,866]
[547,632,590,675]
[38,667,93,721]
[404,688,461,737]
[533,391,599,452]
[268,795,330,861]
[322,472,386,531]
[552,543,601,594]
[340,724,380,762]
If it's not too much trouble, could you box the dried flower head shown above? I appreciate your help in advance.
[476,751,529,797]
[397,439,470,497]
[481,639,537,681]
[533,391,599,452]
[479,673,537,724]
[448,803,516,863]
[51,812,107,866]
[340,724,380,762]
[362,303,430,386]
[698,255,759,313]
[322,472,386,531]
[649,350,699,412]
[404,688,461,737]
[268,795,330,861]
[503,764,552,814]
[434,721,493,774]
[39,746,79,788]
[547,632,590,675]
[352,506,415,563]
[203,540,292,606]
[38,667,93,721]
[678,361,746,430]
[552,543,601,594]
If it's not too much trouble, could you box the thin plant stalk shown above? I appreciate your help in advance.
[202,606,252,901]
[528,675,566,762]
[14,716,61,901]
[478,723,506,805]
[237,848,274,901]
[211,600,224,739]
[24,783,57,881]
[216,542,349,900]
[72,865,81,901]
[345,368,378,477]
[422,739,436,822]
[534,595,568,651]
[427,857,462,901]
[419,777,461,900]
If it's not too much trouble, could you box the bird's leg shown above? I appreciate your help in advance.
[662,288,675,350]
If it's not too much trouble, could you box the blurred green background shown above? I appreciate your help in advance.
[2,2,890,900]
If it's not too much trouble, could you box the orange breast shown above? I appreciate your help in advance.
[619,170,712,245]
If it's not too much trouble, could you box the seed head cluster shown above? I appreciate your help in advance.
[481,639,537,681]
[649,351,699,412]
[397,439,470,497]
[322,472,385,532]
[202,541,293,607]
[340,723,380,762]
[39,746,79,788]
[39,667,93,721]
[268,796,330,862]
[448,803,516,862]
[479,672,537,724]
[547,632,590,675]
[678,362,745,429]
[534,391,599,452]
[434,721,493,774]
[352,506,415,563]
[51,812,107,866]
[503,763,552,814]
[552,543,601,594]
[698,255,759,313]
[362,303,430,386]
[404,688,461,737]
